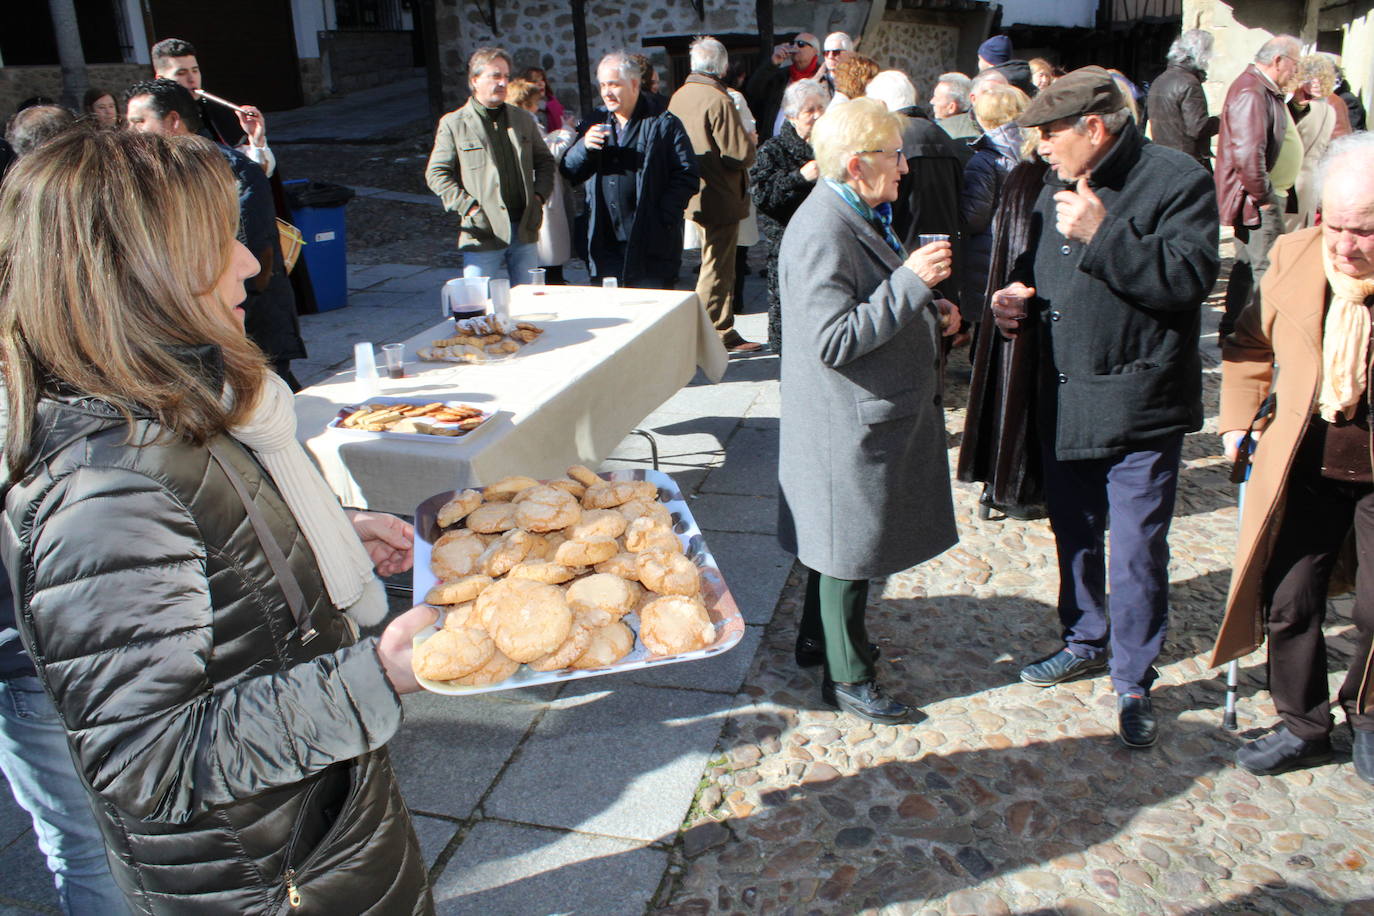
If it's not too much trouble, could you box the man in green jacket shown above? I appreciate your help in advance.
[427,47,556,282]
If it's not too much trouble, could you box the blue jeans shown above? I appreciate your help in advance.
[0,676,128,915]
[462,241,540,283]
[1040,435,1184,697]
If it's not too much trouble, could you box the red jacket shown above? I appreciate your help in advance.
[1214,64,1287,229]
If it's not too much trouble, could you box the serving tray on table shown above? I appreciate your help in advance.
[326,396,495,442]
[411,468,744,695]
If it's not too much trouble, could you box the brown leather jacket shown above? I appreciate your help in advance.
[1214,64,1286,229]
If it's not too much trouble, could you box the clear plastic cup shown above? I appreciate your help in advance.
[354,342,379,394]
[528,268,546,294]
[382,343,405,379]
[916,233,950,247]
[602,277,618,290]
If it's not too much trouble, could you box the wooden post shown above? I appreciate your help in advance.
[571,0,594,120]
[756,0,774,66]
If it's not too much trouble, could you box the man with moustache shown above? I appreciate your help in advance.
[1215,34,1303,340]
[561,51,698,288]
[988,67,1220,748]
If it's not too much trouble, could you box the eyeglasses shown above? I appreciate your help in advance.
[824,49,845,56]
[856,147,904,159]
[792,40,813,49]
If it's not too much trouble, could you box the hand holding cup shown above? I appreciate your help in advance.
[990,282,1036,338]
[585,123,611,151]
[905,239,952,287]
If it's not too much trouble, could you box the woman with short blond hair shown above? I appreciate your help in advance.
[0,128,436,913]
[1287,54,1340,230]
[777,98,960,723]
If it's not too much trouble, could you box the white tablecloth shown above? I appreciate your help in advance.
[294,286,727,514]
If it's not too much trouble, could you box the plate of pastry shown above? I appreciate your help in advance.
[409,467,744,695]
[328,398,494,441]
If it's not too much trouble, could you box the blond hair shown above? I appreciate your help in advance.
[811,97,904,182]
[0,128,268,474]
[507,78,542,110]
[1298,54,1338,98]
[973,83,1030,130]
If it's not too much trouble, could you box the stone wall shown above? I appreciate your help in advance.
[862,19,961,97]
[1,63,146,117]
[320,30,418,95]
[299,57,326,105]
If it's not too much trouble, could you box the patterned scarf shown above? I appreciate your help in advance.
[825,179,904,257]
[1317,248,1374,422]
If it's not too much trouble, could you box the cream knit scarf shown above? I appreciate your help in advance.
[1318,249,1374,422]
[228,372,388,625]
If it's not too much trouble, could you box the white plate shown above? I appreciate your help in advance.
[327,397,494,442]
[411,469,745,695]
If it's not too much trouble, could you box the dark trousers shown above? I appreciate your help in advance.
[1040,434,1184,695]
[589,237,675,289]
[1263,460,1374,740]
[797,567,872,683]
[1220,202,1284,338]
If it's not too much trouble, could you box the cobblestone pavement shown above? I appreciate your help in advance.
[656,283,1374,915]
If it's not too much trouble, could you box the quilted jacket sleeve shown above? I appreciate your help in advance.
[21,464,402,826]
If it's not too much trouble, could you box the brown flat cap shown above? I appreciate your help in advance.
[1017,65,1125,127]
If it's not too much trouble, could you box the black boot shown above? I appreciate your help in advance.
[1236,727,1333,776]
[1352,728,1374,785]
[822,677,911,724]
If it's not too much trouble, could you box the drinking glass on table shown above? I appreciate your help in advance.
[382,343,406,380]
[602,277,618,290]
[527,268,546,294]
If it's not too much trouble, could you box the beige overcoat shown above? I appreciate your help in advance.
[1211,227,1374,714]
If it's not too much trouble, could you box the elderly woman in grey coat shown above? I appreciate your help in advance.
[777,98,960,723]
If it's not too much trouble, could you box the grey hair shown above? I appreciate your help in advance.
[866,70,917,113]
[781,78,830,119]
[597,51,640,84]
[937,72,972,111]
[1255,34,1301,65]
[689,36,729,77]
[1072,108,1134,136]
[824,31,854,52]
[969,69,1008,99]
[1314,130,1374,204]
[1167,29,1214,71]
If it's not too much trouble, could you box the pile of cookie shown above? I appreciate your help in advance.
[339,402,486,436]
[411,465,717,687]
[416,316,545,364]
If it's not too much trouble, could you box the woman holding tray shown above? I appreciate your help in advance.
[776,98,960,724]
[0,127,436,914]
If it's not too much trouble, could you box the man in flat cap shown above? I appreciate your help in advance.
[989,66,1220,749]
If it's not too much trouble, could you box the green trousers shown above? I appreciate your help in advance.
[797,566,873,683]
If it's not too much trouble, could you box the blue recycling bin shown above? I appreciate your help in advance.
[284,179,355,311]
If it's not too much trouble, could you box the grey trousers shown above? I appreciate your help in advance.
[1220,199,1285,339]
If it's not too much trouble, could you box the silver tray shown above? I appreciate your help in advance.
[411,468,745,695]
[327,397,495,442]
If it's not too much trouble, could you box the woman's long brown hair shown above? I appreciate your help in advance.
[0,128,268,477]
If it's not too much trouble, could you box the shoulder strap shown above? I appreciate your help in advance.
[206,437,317,642]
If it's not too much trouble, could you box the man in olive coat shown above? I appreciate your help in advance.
[669,36,760,351]
[990,67,1220,749]
[427,46,556,281]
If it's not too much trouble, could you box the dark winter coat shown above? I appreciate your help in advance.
[891,108,966,302]
[1146,63,1218,164]
[560,94,699,283]
[960,122,1022,311]
[1021,121,1220,460]
[750,119,816,328]
[0,364,431,915]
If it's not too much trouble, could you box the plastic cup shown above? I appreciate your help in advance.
[602,277,618,290]
[489,278,511,321]
[382,343,406,379]
[916,233,950,247]
[354,342,379,394]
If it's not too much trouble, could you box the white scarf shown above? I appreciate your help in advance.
[228,373,388,625]
[1317,248,1374,423]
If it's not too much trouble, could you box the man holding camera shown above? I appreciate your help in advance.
[746,32,823,142]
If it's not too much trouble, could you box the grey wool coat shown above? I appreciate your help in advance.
[776,184,959,580]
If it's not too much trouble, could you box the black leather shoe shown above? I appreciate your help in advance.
[1351,728,1374,785]
[1019,648,1107,687]
[794,637,881,669]
[1236,727,1333,776]
[1117,694,1157,748]
[823,678,911,724]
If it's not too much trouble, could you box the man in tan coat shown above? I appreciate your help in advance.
[426,47,555,281]
[1216,132,1374,784]
[669,36,760,352]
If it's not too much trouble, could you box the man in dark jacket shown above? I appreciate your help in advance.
[126,79,306,387]
[1146,29,1218,166]
[745,31,822,142]
[561,52,699,288]
[989,67,1220,750]
[1214,34,1300,339]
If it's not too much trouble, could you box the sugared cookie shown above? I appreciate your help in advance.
[567,508,628,541]
[636,549,701,596]
[412,626,495,681]
[639,595,715,656]
[466,502,518,534]
[442,601,478,630]
[481,529,545,577]
[566,464,601,487]
[565,573,637,627]
[452,648,520,686]
[425,575,493,605]
[437,489,483,527]
[483,580,574,662]
[618,497,673,529]
[571,621,636,668]
[624,517,681,554]
[582,479,658,509]
[513,485,581,532]
[546,478,587,500]
[593,552,641,581]
[554,536,619,567]
[527,620,593,671]
[431,529,487,579]
[483,476,540,502]
[506,560,579,584]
